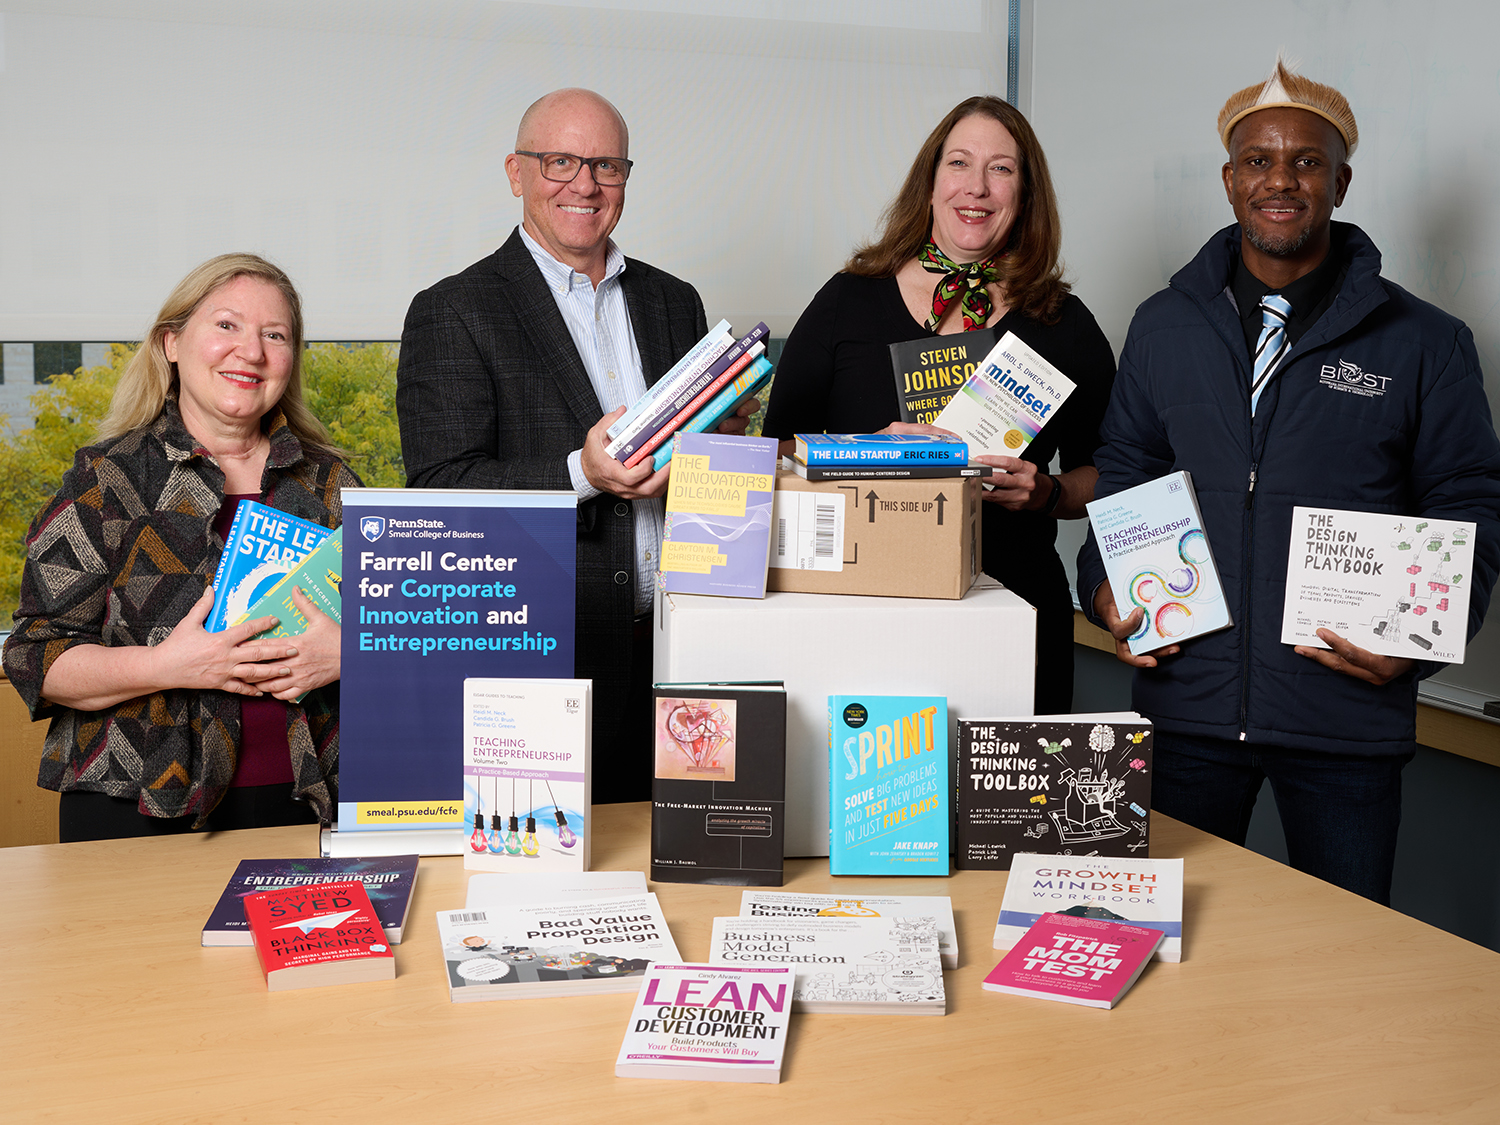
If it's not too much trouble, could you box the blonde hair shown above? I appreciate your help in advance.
[98,253,336,453]
[1219,57,1358,156]
[845,96,1070,324]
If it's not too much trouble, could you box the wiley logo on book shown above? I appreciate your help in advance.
[1320,359,1390,398]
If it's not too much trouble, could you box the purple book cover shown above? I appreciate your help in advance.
[660,433,778,599]
[201,855,419,945]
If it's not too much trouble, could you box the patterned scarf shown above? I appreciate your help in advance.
[918,242,1005,331]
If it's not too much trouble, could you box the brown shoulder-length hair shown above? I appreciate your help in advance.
[846,96,1070,324]
[98,252,339,454]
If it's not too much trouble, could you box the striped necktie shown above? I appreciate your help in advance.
[1249,293,1292,416]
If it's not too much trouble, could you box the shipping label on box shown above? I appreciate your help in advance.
[767,470,981,599]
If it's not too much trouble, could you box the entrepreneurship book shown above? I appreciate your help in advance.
[956,714,1152,871]
[462,678,591,872]
[660,433,778,599]
[889,326,1001,424]
[615,963,793,1083]
[1086,471,1231,655]
[1281,506,1477,664]
[994,853,1184,963]
[208,500,331,632]
[828,695,949,876]
[930,331,1074,457]
[202,854,419,946]
[651,682,787,886]
[982,913,1162,1009]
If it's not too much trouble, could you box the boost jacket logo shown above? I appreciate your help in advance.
[1319,359,1391,398]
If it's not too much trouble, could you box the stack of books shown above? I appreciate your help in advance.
[789,433,992,481]
[208,500,343,678]
[605,319,776,472]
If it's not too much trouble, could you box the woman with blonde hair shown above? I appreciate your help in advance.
[4,254,360,840]
[762,97,1116,713]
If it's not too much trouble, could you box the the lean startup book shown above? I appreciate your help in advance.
[1086,471,1231,655]
[1281,506,1477,664]
[930,331,1074,457]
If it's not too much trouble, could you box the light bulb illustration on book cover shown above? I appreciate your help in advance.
[654,696,737,781]
[1123,525,1219,646]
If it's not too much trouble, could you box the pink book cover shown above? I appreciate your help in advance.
[982,912,1163,1009]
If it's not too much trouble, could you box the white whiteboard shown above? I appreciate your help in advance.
[0,0,1006,342]
[1031,0,1500,708]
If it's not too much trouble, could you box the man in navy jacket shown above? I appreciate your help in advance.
[1077,61,1500,903]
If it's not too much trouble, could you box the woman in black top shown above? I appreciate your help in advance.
[763,97,1114,713]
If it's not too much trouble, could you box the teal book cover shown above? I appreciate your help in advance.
[828,695,950,876]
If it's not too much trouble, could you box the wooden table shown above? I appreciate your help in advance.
[5,804,1498,1124]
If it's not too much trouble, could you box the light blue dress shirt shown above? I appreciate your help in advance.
[519,225,664,615]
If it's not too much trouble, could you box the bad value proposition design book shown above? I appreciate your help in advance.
[994,853,1184,963]
[462,678,591,873]
[659,433,778,599]
[436,892,680,1002]
[1086,471,1231,655]
[1281,506,1477,663]
[651,683,787,886]
[828,695,949,876]
[956,714,1153,871]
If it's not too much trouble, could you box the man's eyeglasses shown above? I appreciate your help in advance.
[515,151,633,186]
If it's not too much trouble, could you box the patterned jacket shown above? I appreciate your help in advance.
[3,400,360,825]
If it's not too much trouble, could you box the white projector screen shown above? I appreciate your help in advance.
[0,0,1010,342]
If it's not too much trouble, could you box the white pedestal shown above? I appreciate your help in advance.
[653,576,1036,856]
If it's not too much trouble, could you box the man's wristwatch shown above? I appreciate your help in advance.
[1040,473,1063,516]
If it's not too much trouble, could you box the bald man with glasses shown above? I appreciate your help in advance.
[396,88,753,803]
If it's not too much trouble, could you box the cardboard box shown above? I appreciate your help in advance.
[768,469,981,599]
[654,577,1036,856]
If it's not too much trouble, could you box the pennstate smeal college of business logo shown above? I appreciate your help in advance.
[1319,359,1391,398]
[360,516,386,542]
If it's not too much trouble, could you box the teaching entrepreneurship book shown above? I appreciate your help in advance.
[1086,471,1231,655]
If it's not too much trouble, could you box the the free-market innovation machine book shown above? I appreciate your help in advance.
[651,682,787,886]
[1086,471,1231,655]
[1281,506,1477,663]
